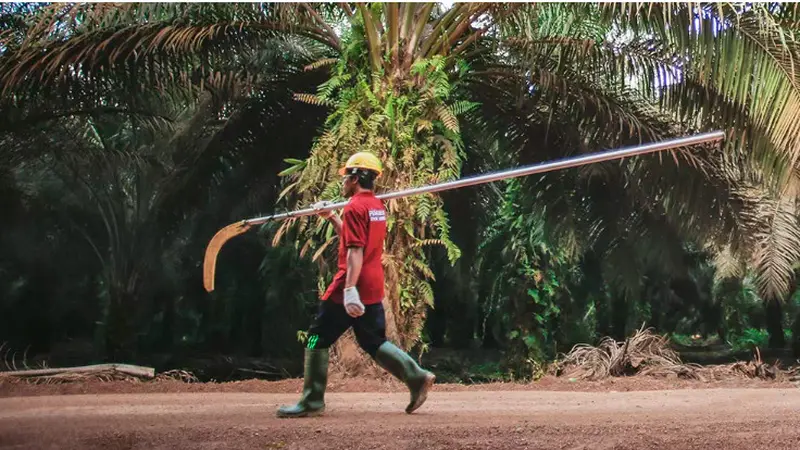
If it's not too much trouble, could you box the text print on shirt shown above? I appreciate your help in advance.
[369,209,386,222]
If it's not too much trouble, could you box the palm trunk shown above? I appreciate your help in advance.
[792,311,800,358]
[764,299,785,349]
[611,293,628,342]
[478,297,498,348]
[105,289,137,361]
[159,291,175,350]
[595,297,612,340]
[648,287,662,331]
[428,269,448,347]
[426,300,446,347]
[250,291,265,357]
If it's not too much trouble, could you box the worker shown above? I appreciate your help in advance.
[277,151,436,418]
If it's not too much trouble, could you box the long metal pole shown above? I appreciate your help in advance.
[243,130,725,226]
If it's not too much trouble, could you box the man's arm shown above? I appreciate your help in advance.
[340,205,367,317]
[327,213,343,235]
[345,247,364,288]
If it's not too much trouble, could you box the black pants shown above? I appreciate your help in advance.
[306,300,387,357]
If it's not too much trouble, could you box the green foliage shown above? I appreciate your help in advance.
[466,361,510,383]
[474,178,587,378]
[728,328,770,352]
[714,273,764,338]
[669,333,696,347]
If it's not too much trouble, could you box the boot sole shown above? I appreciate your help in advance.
[405,373,435,414]
[276,407,325,419]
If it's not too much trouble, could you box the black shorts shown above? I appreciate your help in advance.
[306,300,387,357]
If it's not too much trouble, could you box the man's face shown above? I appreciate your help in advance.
[341,174,356,197]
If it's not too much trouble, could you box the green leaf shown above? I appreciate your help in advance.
[523,335,537,349]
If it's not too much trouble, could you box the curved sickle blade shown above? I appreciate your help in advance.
[203,221,253,292]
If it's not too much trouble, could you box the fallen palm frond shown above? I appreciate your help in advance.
[549,326,792,382]
[2,369,135,385]
[549,325,689,380]
[0,363,198,385]
[155,369,199,383]
[788,365,800,382]
[1,342,47,372]
[0,363,155,385]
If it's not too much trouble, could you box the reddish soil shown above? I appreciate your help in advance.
[1,377,799,449]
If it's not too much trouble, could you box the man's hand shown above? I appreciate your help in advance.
[312,201,343,234]
[311,201,334,219]
[343,287,365,318]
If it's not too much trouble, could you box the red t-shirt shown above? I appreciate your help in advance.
[321,191,387,305]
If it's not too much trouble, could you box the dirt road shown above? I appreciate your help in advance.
[1,387,799,449]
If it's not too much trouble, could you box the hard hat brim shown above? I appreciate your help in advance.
[339,166,381,177]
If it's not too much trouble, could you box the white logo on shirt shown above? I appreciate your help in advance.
[369,209,386,222]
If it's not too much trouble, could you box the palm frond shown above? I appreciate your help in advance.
[713,245,745,281]
[0,3,339,99]
[748,191,800,301]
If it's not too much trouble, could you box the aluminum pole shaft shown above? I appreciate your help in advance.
[244,130,725,225]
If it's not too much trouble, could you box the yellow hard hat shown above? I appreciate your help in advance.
[339,152,383,176]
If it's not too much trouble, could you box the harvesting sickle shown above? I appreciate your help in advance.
[202,130,725,293]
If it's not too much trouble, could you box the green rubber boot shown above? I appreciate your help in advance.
[276,348,328,418]
[375,341,436,414]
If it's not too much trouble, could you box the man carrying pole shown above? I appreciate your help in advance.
[277,151,436,418]
[201,132,725,417]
